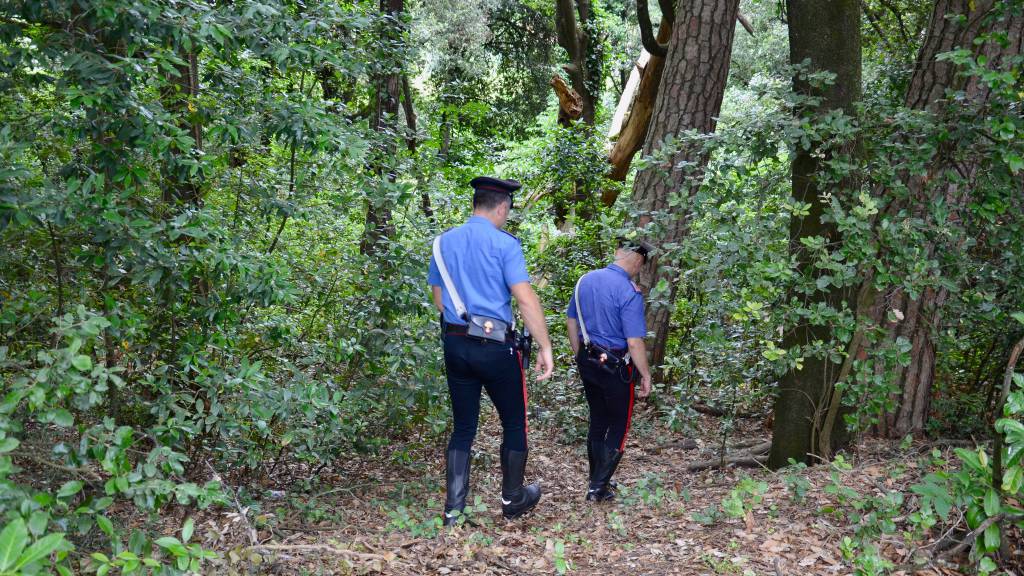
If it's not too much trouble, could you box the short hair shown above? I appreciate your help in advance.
[473,189,513,211]
[616,237,653,264]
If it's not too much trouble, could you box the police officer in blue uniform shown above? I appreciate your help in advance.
[428,176,554,526]
[566,238,653,501]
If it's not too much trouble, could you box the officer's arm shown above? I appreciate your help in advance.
[431,286,443,313]
[566,318,580,354]
[627,337,652,381]
[510,282,554,380]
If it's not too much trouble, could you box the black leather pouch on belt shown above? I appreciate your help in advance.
[585,343,623,374]
[466,314,509,343]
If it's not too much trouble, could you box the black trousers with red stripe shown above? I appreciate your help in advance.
[576,348,635,451]
[443,334,528,452]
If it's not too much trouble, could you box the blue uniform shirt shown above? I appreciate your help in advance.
[566,264,646,350]
[428,215,531,325]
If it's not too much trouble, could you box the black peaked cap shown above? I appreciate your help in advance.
[470,176,522,194]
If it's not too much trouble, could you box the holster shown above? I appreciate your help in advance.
[465,314,510,343]
[515,330,533,371]
[585,343,625,375]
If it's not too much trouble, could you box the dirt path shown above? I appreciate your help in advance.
[201,410,967,575]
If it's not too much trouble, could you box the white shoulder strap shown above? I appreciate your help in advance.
[433,235,468,320]
[574,274,590,346]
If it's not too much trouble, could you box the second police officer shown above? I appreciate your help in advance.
[428,176,555,526]
[566,238,653,502]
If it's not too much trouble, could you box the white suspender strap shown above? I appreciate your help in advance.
[574,273,631,364]
[433,235,468,320]
[574,274,590,347]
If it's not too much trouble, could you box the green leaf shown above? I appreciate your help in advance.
[96,516,114,538]
[982,522,1000,552]
[155,536,187,556]
[0,518,29,571]
[181,518,194,543]
[50,409,74,427]
[0,437,18,453]
[983,489,1000,516]
[71,355,92,371]
[56,480,84,499]
[27,511,49,537]
[13,533,66,570]
[1012,312,1024,326]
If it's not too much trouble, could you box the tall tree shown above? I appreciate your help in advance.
[555,0,601,125]
[633,0,741,370]
[361,0,404,255]
[162,48,203,206]
[768,0,862,468]
[856,0,1023,438]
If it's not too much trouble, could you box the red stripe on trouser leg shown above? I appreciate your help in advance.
[517,351,528,433]
[620,366,635,451]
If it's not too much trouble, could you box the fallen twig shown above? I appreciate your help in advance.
[249,543,389,562]
[13,452,104,483]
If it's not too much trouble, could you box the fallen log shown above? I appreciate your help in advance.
[684,441,770,471]
[686,453,768,472]
[691,403,767,419]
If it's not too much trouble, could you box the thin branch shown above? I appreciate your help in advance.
[657,0,675,24]
[637,0,668,57]
[737,12,754,36]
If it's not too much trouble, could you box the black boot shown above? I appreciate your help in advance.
[500,446,542,520]
[588,446,623,502]
[585,440,607,501]
[443,449,471,526]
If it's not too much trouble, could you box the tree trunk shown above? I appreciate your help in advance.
[632,0,741,371]
[360,0,403,255]
[768,0,861,468]
[399,73,434,220]
[861,0,1023,439]
[162,51,203,206]
[555,0,597,125]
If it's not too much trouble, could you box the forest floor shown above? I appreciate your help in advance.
[192,408,1017,576]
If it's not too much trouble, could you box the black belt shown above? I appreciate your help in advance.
[445,324,514,342]
[579,341,627,356]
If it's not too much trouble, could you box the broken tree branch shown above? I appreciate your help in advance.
[737,12,754,36]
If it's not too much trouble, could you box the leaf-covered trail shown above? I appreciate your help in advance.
[205,411,965,575]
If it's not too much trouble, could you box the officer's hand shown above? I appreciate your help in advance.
[638,373,652,398]
[534,346,554,381]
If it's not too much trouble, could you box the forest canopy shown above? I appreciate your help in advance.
[0,0,1023,574]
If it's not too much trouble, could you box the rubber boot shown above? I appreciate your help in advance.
[500,446,542,520]
[588,446,623,502]
[443,449,471,526]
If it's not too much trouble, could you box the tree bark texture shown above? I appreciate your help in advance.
[768,0,861,469]
[861,0,1022,439]
[555,0,597,125]
[360,0,403,255]
[632,0,741,371]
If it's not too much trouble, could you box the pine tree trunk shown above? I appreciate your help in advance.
[860,0,1023,439]
[632,0,741,370]
[768,0,861,468]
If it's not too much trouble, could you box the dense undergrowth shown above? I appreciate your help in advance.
[1,0,1023,573]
